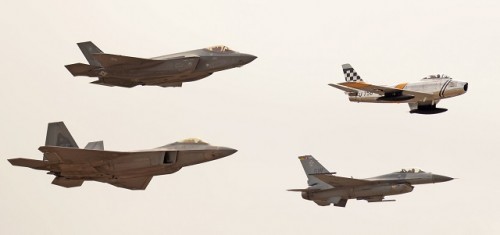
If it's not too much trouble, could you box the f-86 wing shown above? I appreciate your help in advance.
[339,82,434,101]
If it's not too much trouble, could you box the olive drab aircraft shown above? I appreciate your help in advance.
[8,122,237,190]
[65,41,257,88]
[288,156,453,207]
[329,64,468,114]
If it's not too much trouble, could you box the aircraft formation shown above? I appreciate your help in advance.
[8,41,464,207]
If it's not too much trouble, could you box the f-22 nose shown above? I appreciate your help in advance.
[214,147,238,159]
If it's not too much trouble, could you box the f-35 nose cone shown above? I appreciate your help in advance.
[432,174,454,183]
[238,54,257,66]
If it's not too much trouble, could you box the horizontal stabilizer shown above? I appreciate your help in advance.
[52,177,84,188]
[328,83,359,95]
[8,158,50,170]
[84,141,104,150]
[287,188,320,192]
[65,63,99,76]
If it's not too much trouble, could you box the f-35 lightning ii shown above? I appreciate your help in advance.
[65,41,256,88]
[329,64,468,114]
[289,156,453,207]
[8,122,237,190]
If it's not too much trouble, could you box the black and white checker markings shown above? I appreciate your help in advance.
[343,68,362,82]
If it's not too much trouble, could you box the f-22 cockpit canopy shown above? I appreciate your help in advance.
[399,168,425,173]
[421,74,451,80]
[205,45,235,53]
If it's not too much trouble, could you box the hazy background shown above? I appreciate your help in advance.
[1,0,499,234]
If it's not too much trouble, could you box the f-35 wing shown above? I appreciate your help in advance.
[339,82,434,101]
[313,174,376,187]
[92,53,200,72]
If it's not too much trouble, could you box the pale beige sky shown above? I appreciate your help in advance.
[1,0,499,234]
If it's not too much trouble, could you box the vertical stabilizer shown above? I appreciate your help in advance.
[77,41,104,67]
[298,155,334,189]
[342,64,363,82]
[84,141,104,150]
[45,122,79,148]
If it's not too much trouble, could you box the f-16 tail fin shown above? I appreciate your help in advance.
[298,155,334,189]
[77,41,104,67]
[45,122,79,148]
[342,64,363,82]
[84,141,104,150]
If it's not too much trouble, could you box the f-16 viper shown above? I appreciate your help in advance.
[8,122,237,190]
[329,64,468,114]
[65,41,256,88]
[288,156,453,207]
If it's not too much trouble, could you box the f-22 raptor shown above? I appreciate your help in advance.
[329,64,468,114]
[65,41,257,88]
[8,122,237,190]
[289,156,453,207]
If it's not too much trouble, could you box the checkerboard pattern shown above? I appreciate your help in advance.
[343,68,362,82]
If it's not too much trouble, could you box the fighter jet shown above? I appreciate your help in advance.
[329,64,468,114]
[65,41,257,88]
[8,122,237,190]
[288,156,453,207]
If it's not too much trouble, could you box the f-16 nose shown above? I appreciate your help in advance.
[432,174,454,183]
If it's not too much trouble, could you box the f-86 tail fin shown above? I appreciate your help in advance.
[342,64,363,82]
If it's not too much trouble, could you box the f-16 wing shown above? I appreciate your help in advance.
[312,174,377,187]
[339,82,435,101]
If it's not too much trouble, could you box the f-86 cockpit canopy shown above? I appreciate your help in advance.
[206,45,235,53]
[422,74,451,80]
[399,168,425,173]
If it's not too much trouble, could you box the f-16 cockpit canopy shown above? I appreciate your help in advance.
[399,168,425,173]
[422,74,451,80]
[206,45,235,53]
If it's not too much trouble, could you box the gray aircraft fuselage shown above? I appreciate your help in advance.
[8,122,237,190]
[66,42,257,87]
[291,156,453,207]
[303,170,453,206]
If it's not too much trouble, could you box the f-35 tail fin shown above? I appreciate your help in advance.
[45,122,79,148]
[77,41,104,67]
[298,155,334,189]
[342,64,363,82]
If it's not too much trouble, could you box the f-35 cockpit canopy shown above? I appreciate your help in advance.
[399,168,425,173]
[206,45,235,53]
[422,74,451,80]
